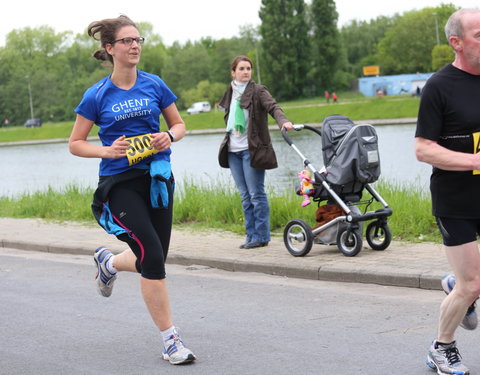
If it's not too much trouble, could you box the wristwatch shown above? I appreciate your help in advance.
[166,130,175,142]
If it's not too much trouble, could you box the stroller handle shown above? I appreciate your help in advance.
[281,124,322,146]
[282,124,324,174]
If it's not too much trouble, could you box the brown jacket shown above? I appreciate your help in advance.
[218,81,289,170]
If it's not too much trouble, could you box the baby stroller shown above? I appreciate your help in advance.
[282,114,393,257]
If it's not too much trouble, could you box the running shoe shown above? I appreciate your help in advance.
[441,273,478,330]
[426,340,470,375]
[162,329,196,365]
[93,246,117,297]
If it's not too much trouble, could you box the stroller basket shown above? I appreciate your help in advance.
[281,114,393,257]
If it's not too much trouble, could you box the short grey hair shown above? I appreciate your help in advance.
[445,8,480,41]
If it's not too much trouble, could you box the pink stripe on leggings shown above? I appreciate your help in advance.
[111,212,145,264]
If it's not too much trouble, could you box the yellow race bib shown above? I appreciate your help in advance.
[473,131,480,175]
[124,133,159,166]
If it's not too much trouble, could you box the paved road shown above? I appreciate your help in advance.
[1,247,478,375]
[0,217,449,291]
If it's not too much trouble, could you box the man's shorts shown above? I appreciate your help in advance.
[436,217,480,246]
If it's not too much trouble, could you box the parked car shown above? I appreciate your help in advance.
[24,118,42,127]
[187,101,211,115]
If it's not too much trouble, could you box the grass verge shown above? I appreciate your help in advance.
[0,180,439,243]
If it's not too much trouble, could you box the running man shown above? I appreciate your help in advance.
[415,8,480,375]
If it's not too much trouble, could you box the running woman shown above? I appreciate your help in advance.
[69,15,195,365]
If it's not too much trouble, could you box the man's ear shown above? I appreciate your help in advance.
[450,36,463,52]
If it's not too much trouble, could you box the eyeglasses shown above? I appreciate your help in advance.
[110,37,145,45]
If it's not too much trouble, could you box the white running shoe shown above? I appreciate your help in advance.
[162,329,196,365]
[426,340,470,375]
[93,246,117,297]
[441,273,478,330]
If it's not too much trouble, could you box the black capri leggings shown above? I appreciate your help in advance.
[108,173,173,280]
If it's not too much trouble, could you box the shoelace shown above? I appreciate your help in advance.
[442,346,462,365]
[166,334,185,354]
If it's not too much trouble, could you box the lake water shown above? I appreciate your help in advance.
[0,123,431,197]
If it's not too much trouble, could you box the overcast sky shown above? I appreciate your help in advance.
[1,0,479,47]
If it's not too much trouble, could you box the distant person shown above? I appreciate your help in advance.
[332,92,338,103]
[377,89,383,97]
[218,55,293,249]
[415,8,480,375]
[3,118,9,127]
[416,86,421,97]
[69,15,196,365]
[324,90,330,103]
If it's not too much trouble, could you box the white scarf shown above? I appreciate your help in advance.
[226,81,249,136]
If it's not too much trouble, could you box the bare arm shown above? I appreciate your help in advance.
[415,137,480,171]
[69,114,129,159]
[150,103,186,151]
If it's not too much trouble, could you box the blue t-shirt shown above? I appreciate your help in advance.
[75,70,177,176]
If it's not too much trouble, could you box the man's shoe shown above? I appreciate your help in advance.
[94,246,117,297]
[426,340,469,375]
[243,241,269,249]
[162,330,196,365]
[441,273,478,330]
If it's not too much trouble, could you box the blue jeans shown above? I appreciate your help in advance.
[228,150,270,243]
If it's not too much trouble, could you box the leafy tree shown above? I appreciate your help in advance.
[259,0,310,100]
[376,4,457,74]
[308,0,339,94]
[181,80,226,108]
[161,36,256,108]
[239,25,262,83]
[340,16,396,77]
[1,26,74,124]
[137,22,167,77]
[161,41,212,98]
[432,44,454,71]
[204,36,256,85]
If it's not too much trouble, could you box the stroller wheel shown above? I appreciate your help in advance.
[366,221,392,251]
[336,227,363,257]
[284,219,313,257]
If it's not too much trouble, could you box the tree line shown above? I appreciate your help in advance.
[0,1,457,126]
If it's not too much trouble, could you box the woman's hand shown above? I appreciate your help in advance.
[104,135,130,158]
[150,132,172,152]
[282,121,294,131]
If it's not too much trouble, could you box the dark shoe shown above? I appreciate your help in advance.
[239,242,249,249]
[243,241,269,249]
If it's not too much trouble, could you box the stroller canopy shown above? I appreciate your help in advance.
[321,115,381,186]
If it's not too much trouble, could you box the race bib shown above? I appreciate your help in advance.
[124,133,159,166]
[473,131,480,175]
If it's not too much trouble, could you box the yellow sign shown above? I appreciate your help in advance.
[363,65,380,76]
[124,133,159,166]
[473,132,480,175]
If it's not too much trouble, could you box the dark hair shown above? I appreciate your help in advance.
[230,55,253,73]
[87,15,138,64]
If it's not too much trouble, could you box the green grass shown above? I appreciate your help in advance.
[183,95,420,129]
[0,94,420,142]
[0,121,99,143]
[0,185,95,222]
[0,180,440,243]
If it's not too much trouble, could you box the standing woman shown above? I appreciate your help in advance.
[69,15,195,365]
[218,55,293,249]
